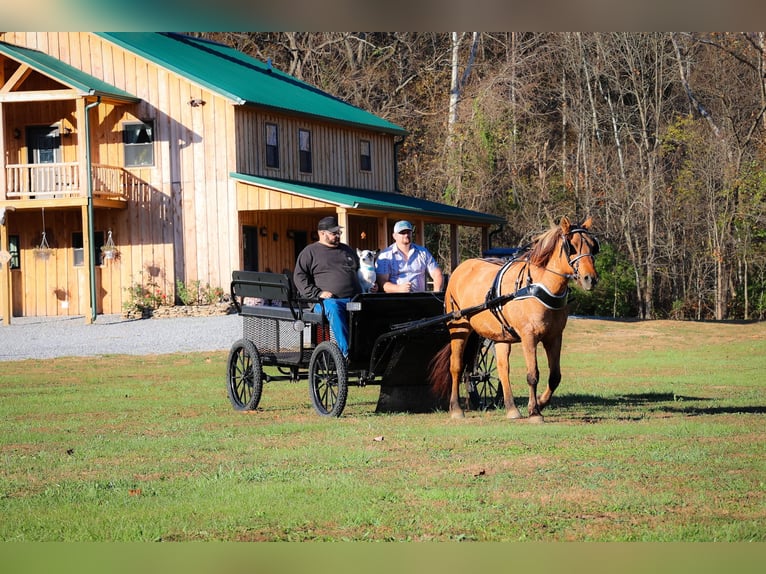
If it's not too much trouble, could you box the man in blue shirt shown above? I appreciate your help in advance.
[376,220,444,293]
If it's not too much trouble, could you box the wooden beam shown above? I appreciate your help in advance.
[81,204,93,324]
[0,63,31,92]
[0,216,10,325]
[450,223,459,273]
[0,90,80,102]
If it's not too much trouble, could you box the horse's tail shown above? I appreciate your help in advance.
[428,343,453,399]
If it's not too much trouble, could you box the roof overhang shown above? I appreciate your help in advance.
[231,173,505,227]
[0,41,140,104]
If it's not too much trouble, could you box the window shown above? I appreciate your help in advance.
[360,140,372,171]
[298,129,312,173]
[265,123,280,169]
[72,231,105,266]
[123,121,155,167]
[8,235,20,269]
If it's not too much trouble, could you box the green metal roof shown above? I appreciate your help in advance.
[231,173,506,227]
[0,41,139,103]
[97,33,408,136]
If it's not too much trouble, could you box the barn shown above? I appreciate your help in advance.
[0,32,503,324]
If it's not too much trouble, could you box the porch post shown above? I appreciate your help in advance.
[0,102,9,324]
[81,204,92,324]
[1,219,10,325]
[450,223,459,273]
[76,97,95,324]
[336,208,348,234]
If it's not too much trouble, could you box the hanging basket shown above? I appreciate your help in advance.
[101,230,119,261]
[101,247,119,260]
[34,230,52,260]
[33,246,53,260]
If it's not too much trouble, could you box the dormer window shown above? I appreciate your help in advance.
[123,121,154,167]
[298,128,312,173]
[265,123,279,169]
[360,140,371,171]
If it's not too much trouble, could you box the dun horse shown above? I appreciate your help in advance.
[429,217,599,422]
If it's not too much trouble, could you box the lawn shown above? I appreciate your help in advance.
[1,318,764,542]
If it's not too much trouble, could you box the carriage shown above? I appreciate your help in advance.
[226,217,599,420]
[225,270,502,417]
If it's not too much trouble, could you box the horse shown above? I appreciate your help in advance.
[429,216,599,422]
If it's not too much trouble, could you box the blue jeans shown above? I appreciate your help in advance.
[315,298,350,357]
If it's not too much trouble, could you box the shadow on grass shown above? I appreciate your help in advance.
[550,391,766,417]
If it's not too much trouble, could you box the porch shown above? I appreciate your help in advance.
[2,162,130,207]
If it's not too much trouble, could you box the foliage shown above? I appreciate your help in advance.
[569,241,638,317]
[123,276,225,314]
[198,32,766,320]
[175,279,225,306]
[122,275,168,315]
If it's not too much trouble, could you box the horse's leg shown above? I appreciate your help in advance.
[448,337,467,419]
[520,336,544,423]
[538,335,562,410]
[494,342,522,419]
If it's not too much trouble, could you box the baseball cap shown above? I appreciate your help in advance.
[318,216,342,233]
[393,220,413,234]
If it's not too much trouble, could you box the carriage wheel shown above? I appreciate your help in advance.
[465,338,504,411]
[308,341,348,417]
[226,339,263,411]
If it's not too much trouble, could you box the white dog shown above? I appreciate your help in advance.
[357,249,378,293]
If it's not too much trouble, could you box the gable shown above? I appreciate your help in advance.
[97,33,407,136]
[0,41,139,103]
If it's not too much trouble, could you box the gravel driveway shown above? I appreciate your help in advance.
[0,313,242,361]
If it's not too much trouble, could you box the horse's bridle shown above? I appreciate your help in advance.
[556,227,599,280]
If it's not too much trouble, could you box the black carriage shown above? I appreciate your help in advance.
[226,270,503,417]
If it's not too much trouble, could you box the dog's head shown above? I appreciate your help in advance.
[357,249,377,268]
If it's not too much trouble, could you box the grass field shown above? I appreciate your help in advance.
[1,318,764,542]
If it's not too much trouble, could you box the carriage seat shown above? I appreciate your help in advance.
[230,270,324,325]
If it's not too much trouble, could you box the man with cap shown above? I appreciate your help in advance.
[376,220,444,293]
[294,215,374,357]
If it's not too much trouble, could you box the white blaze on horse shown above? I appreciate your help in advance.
[429,217,599,422]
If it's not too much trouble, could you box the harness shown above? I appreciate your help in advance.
[481,227,599,337]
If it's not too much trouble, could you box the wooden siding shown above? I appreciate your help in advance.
[235,181,381,274]
[0,32,413,319]
[235,107,397,192]
[2,32,242,316]
[6,210,122,316]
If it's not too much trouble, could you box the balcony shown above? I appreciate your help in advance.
[3,163,129,208]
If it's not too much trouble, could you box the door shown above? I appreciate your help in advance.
[242,225,259,271]
[26,125,62,198]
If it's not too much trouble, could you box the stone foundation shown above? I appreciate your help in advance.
[122,302,235,320]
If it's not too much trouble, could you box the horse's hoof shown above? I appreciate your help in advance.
[506,408,523,420]
[450,410,465,420]
[527,415,545,424]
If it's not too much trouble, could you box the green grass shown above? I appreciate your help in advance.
[1,319,764,541]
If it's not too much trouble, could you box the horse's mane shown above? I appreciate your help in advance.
[527,225,561,267]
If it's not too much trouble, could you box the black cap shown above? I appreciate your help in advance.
[318,216,341,233]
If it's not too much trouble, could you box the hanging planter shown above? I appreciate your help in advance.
[33,231,52,260]
[101,229,119,261]
[34,208,53,260]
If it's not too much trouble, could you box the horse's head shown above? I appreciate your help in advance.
[559,216,599,291]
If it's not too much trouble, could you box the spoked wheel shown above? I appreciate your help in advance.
[465,338,504,411]
[308,341,348,417]
[226,339,263,411]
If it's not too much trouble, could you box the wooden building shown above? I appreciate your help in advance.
[0,33,504,325]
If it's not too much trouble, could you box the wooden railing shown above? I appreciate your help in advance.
[4,163,128,200]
